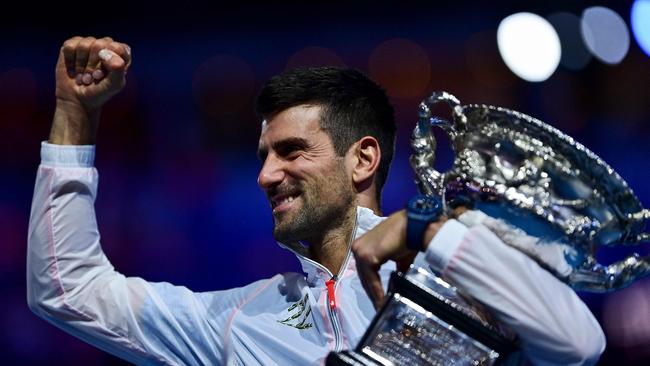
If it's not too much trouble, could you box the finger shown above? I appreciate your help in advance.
[92,67,105,81]
[353,237,381,303]
[95,48,128,90]
[396,252,417,273]
[104,41,132,70]
[355,255,386,310]
[86,37,113,82]
[74,37,95,78]
[61,36,82,78]
[97,49,126,73]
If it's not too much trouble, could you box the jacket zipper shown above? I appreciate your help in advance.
[290,214,358,352]
[325,276,337,309]
[326,274,343,351]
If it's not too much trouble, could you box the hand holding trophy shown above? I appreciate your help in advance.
[330,92,649,366]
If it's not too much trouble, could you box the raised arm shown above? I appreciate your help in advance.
[27,37,230,365]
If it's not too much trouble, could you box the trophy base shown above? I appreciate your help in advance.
[327,268,519,366]
[325,350,377,366]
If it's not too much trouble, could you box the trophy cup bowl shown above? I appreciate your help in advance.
[327,92,649,366]
[410,91,649,292]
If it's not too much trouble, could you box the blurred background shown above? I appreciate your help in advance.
[1,1,649,364]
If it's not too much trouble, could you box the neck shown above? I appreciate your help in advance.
[357,190,381,216]
[308,206,356,275]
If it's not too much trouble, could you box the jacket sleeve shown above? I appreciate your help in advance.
[26,142,232,365]
[422,211,606,366]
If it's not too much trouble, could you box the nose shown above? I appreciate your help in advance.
[257,153,285,190]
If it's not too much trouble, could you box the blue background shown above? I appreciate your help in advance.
[1,1,649,364]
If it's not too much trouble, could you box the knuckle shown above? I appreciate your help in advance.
[64,36,82,45]
[78,38,94,49]
[62,40,77,51]
[90,39,106,51]
[111,42,128,55]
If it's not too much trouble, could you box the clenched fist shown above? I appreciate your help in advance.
[49,36,131,145]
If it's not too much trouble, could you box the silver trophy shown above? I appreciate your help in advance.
[327,92,649,365]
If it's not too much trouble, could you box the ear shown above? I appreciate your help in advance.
[349,136,381,189]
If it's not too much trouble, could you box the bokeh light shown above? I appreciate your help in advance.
[603,279,650,362]
[368,38,431,99]
[547,12,592,70]
[631,0,650,57]
[581,6,630,65]
[497,12,561,82]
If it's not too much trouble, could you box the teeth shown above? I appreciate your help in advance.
[274,195,296,208]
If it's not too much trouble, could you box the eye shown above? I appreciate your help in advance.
[278,144,303,159]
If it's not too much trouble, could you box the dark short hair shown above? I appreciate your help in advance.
[256,67,396,198]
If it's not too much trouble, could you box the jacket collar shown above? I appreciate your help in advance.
[277,206,386,286]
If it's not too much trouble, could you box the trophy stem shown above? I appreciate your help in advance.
[628,210,650,242]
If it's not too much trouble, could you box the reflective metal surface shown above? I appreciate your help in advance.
[360,294,497,365]
[412,91,650,292]
[349,268,517,366]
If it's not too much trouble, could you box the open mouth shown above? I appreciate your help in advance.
[271,192,301,213]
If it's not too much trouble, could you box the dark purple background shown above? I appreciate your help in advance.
[1,2,649,364]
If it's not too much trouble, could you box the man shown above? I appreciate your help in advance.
[28,36,605,365]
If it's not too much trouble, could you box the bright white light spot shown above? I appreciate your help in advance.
[497,12,561,82]
[631,0,650,57]
[581,6,630,64]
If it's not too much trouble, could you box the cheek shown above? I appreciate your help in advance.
[287,157,328,178]
[290,156,351,188]
[323,165,353,194]
[284,161,309,181]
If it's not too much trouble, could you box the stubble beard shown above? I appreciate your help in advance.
[272,162,356,245]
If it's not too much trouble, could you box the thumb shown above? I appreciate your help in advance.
[98,49,127,86]
[98,49,126,72]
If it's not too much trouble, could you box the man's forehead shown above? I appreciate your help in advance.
[257,105,327,156]
[259,104,323,135]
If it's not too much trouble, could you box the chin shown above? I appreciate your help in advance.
[273,222,309,244]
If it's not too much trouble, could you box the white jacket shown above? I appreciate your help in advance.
[27,142,605,365]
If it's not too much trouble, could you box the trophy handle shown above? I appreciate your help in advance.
[571,253,650,292]
[628,209,650,242]
[410,91,467,197]
[570,208,649,291]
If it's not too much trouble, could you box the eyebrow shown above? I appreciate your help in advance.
[257,137,310,161]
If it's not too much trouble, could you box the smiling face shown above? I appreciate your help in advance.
[257,104,357,245]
